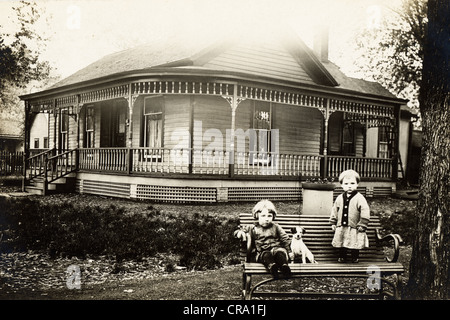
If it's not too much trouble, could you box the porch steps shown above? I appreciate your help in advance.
[25,173,77,195]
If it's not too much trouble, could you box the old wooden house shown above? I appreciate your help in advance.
[19,28,410,202]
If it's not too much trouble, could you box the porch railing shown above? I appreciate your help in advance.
[46,149,77,183]
[79,148,129,172]
[235,152,322,177]
[327,155,392,180]
[76,148,392,180]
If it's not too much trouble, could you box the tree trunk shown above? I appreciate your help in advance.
[405,0,450,299]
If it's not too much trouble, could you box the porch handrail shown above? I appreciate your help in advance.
[46,148,77,183]
[25,148,55,180]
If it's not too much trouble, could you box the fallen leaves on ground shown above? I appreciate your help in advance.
[0,251,183,294]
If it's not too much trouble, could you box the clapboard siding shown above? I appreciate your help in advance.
[131,97,142,148]
[234,99,252,153]
[204,44,315,84]
[164,96,190,150]
[274,104,322,155]
[193,96,231,150]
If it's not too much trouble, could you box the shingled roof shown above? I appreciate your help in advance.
[45,27,399,102]
[0,118,22,139]
[322,61,398,99]
[48,39,207,90]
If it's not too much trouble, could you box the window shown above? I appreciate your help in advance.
[378,126,391,158]
[342,122,355,156]
[60,109,69,151]
[144,96,163,150]
[85,106,94,148]
[251,101,272,164]
[43,137,48,149]
[34,138,39,149]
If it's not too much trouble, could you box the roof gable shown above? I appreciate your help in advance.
[199,41,316,85]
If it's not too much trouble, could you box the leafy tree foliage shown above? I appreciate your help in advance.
[354,0,427,126]
[0,0,52,118]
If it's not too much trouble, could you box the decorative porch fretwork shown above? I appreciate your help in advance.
[27,80,396,118]
[237,84,325,108]
[330,98,394,118]
[30,100,53,113]
[131,81,232,96]
[344,113,395,128]
[80,84,129,104]
[56,95,78,108]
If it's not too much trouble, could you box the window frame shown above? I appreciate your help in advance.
[143,96,164,160]
[59,108,69,151]
[251,101,272,165]
[85,105,95,148]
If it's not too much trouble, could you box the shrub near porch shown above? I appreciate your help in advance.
[0,196,240,270]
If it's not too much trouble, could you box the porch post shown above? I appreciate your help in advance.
[127,84,134,149]
[229,88,237,178]
[321,99,332,178]
[392,104,401,181]
[189,96,195,174]
[76,95,81,149]
[22,101,30,191]
[53,99,57,150]
[226,84,245,178]
[126,85,138,173]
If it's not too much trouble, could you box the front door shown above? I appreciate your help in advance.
[100,101,127,147]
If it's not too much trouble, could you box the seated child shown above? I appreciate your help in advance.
[235,200,292,278]
[329,169,370,263]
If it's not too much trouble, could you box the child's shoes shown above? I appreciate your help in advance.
[280,264,291,278]
[268,263,279,279]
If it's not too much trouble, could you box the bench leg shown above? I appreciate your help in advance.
[243,274,252,300]
[393,274,402,300]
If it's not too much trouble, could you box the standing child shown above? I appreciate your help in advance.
[329,169,370,263]
[234,200,292,278]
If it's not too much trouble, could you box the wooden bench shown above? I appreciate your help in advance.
[238,213,404,300]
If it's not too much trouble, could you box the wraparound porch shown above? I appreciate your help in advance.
[24,147,395,201]
[78,147,393,179]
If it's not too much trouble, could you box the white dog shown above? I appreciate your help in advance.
[289,226,318,264]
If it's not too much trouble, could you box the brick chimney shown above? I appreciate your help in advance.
[313,25,329,62]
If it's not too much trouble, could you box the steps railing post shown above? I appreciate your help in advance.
[43,154,48,196]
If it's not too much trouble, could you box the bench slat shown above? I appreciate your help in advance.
[244,262,404,275]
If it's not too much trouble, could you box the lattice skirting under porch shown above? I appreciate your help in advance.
[75,179,131,198]
[135,185,217,203]
[75,179,393,203]
[227,187,301,202]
